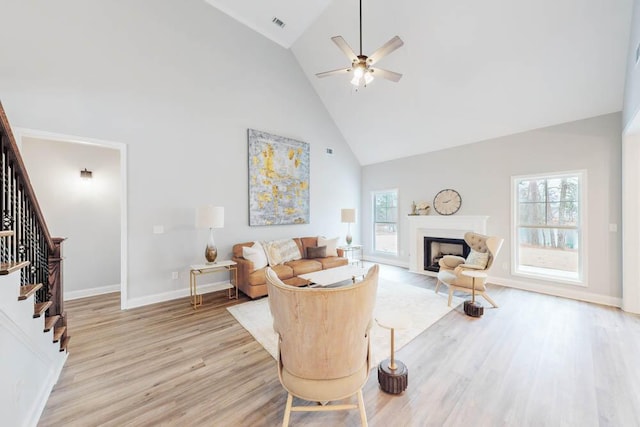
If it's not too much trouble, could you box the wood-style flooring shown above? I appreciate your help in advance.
[38,265,640,426]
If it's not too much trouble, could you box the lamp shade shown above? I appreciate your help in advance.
[341,208,356,223]
[196,205,224,229]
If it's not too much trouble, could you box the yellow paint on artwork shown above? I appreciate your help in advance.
[284,207,297,215]
[252,156,259,166]
[295,158,300,168]
[299,181,308,190]
[288,149,295,160]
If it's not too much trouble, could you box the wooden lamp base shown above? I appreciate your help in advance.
[464,300,484,317]
[378,359,408,394]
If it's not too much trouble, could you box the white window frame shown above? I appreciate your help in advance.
[511,170,587,286]
[372,189,398,255]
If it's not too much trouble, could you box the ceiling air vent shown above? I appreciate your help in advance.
[272,17,286,28]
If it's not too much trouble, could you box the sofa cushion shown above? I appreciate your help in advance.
[299,237,318,258]
[242,241,268,271]
[317,256,349,270]
[248,264,294,286]
[263,239,302,266]
[318,236,339,257]
[285,259,322,276]
[306,245,327,259]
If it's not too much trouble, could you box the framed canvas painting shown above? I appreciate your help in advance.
[248,129,310,226]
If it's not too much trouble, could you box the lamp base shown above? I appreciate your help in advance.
[205,245,218,264]
[346,234,353,245]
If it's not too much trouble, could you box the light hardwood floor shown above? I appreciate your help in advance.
[38,265,640,426]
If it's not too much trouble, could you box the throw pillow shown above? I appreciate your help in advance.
[242,241,268,271]
[306,245,327,259]
[318,236,339,257]
[263,239,302,266]
[465,250,489,269]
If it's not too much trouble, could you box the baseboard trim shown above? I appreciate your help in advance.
[65,284,121,301]
[126,280,232,310]
[490,276,622,308]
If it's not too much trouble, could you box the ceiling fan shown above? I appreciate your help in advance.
[316,0,404,87]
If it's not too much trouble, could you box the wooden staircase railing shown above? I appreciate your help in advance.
[0,101,68,351]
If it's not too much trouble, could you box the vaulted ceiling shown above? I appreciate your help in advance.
[206,0,634,165]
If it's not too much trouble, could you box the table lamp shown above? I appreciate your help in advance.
[341,208,356,245]
[196,205,224,264]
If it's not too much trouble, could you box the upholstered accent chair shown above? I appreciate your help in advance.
[435,232,504,308]
[265,264,379,427]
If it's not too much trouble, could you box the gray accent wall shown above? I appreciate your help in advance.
[0,0,360,305]
[362,113,622,302]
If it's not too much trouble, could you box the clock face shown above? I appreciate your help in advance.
[433,189,462,215]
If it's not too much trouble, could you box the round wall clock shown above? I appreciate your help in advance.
[433,189,462,215]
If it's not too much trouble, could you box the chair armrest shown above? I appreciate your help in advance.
[439,255,465,269]
[454,263,486,275]
[232,256,254,288]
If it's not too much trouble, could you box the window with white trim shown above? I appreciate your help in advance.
[512,171,585,284]
[373,190,398,254]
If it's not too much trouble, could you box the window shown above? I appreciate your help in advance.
[373,190,398,254]
[512,171,585,284]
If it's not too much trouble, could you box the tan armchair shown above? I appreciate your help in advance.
[265,264,379,427]
[435,232,504,308]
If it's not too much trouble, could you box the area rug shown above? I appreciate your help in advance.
[227,279,462,368]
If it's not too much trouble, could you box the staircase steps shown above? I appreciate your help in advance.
[18,283,43,300]
[53,326,66,343]
[0,230,14,237]
[33,301,52,318]
[0,260,30,275]
[43,315,60,332]
[60,335,70,352]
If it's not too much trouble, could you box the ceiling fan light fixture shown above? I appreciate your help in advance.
[364,71,374,85]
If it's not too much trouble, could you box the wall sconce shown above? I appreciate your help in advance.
[80,168,93,179]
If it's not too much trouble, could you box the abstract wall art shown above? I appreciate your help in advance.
[248,129,310,226]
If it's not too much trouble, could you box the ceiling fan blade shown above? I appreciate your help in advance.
[368,36,404,65]
[370,67,403,82]
[316,67,352,78]
[331,36,358,62]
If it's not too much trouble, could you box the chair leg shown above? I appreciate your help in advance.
[282,393,293,427]
[435,279,441,293]
[482,292,499,308]
[357,389,368,427]
[448,287,454,307]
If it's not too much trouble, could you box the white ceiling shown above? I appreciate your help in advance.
[205,0,634,165]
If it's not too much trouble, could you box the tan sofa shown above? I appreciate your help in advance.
[232,237,348,299]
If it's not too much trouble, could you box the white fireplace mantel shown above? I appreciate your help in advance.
[408,215,489,275]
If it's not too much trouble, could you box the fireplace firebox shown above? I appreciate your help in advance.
[424,237,470,272]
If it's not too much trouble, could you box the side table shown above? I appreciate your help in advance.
[375,313,411,394]
[461,270,487,317]
[338,244,363,267]
[189,260,238,310]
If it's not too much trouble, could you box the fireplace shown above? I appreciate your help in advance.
[424,237,470,272]
[407,215,488,275]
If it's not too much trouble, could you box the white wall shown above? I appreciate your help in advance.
[623,0,640,129]
[20,138,121,298]
[362,113,622,305]
[0,0,361,306]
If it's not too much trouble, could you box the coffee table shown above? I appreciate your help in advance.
[299,265,368,288]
